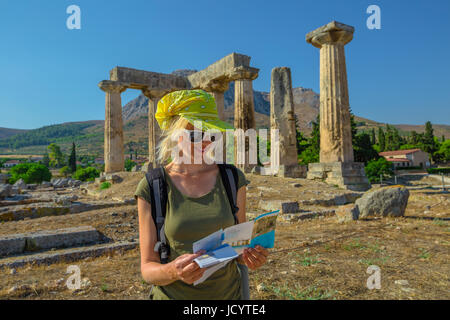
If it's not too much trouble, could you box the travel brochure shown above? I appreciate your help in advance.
[192,210,280,285]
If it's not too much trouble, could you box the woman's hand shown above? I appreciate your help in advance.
[168,250,206,285]
[241,245,269,270]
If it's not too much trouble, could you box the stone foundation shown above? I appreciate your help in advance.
[307,162,370,191]
[277,164,307,178]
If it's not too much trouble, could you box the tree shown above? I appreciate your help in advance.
[370,128,376,145]
[299,115,320,165]
[422,121,438,158]
[72,167,100,182]
[293,113,308,155]
[353,133,379,164]
[365,158,393,184]
[434,139,450,163]
[42,152,50,167]
[9,163,52,184]
[349,107,357,143]
[378,127,385,152]
[125,159,137,172]
[59,166,71,178]
[68,142,77,173]
[47,143,64,168]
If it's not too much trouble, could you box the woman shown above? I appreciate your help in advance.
[134,89,269,300]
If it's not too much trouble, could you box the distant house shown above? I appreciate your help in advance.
[29,156,43,163]
[3,160,20,167]
[379,149,430,168]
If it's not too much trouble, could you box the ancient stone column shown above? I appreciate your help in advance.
[234,79,256,171]
[210,91,226,121]
[99,81,126,173]
[305,21,370,191]
[306,21,354,163]
[208,81,230,163]
[270,67,298,166]
[142,89,164,170]
[270,67,305,177]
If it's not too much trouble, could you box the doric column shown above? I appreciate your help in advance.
[142,89,164,170]
[210,91,226,121]
[306,21,354,163]
[270,67,298,167]
[99,80,126,173]
[208,81,230,163]
[234,79,256,171]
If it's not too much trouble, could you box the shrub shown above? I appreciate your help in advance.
[59,166,71,177]
[125,159,137,172]
[100,181,111,190]
[427,167,450,175]
[365,158,393,183]
[8,163,52,184]
[72,167,100,182]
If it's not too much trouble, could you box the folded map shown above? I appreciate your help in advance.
[192,210,280,285]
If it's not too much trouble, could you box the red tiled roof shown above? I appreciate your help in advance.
[385,158,410,163]
[379,149,422,156]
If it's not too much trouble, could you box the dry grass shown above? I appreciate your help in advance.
[0,172,448,300]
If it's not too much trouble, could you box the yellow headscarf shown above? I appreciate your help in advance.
[155,89,234,131]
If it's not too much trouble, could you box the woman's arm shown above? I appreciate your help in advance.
[235,186,247,265]
[234,186,269,269]
[138,197,205,286]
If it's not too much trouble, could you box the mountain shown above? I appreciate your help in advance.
[1,69,449,156]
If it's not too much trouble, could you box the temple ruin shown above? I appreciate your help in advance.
[99,53,259,173]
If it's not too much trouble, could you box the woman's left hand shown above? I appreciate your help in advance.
[242,245,269,270]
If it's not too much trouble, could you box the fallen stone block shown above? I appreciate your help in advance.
[281,209,335,222]
[0,226,103,257]
[0,241,138,269]
[0,234,26,257]
[0,184,12,199]
[259,200,299,213]
[335,204,359,223]
[356,185,410,218]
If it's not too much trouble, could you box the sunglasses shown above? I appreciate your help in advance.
[186,130,216,143]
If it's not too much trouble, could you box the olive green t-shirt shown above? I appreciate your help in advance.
[134,165,250,300]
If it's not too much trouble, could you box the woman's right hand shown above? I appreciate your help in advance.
[168,250,206,284]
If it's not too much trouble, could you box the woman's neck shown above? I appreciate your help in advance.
[166,161,217,175]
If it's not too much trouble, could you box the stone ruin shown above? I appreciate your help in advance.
[98,21,370,188]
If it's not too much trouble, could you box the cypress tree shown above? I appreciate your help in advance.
[378,127,385,152]
[68,142,77,173]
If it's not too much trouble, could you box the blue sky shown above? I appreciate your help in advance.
[0,0,449,129]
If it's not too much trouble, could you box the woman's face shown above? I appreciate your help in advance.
[176,122,214,163]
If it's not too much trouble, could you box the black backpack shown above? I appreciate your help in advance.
[144,163,250,299]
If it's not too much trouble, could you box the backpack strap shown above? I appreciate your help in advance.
[145,167,170,264]
[218,163,240,225]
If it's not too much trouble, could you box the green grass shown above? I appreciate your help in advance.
[100,181,111,190]
[357,256,390,266]
[269,284,335,300]
[343,238,383,254]
[433,218,448,227]
[288,252,322,266]
[418,248,431,260]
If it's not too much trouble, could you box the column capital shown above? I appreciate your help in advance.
[98,80,127,93]
[207,80,230,93]
[141,88,167,100]
[306,21,354,49]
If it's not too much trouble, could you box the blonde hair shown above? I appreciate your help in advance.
[156,116,190,164]
[156,116,219,165]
